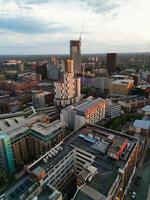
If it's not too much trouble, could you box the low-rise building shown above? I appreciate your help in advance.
[32,90,53,108]
[61,97,105,130]
[143,105,150,116]
[133,120,150,135]
[110,79,134,95]
[0,93,32,113]
[118,97,150,112]
[105,99,121,119]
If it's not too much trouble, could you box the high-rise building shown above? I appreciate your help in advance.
[36,63,48,80]
[70,40,81,74]
[47,56,64,81]
[54,59,81,106]
[107,53,117,74]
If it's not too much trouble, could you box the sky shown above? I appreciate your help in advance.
[0,0,150,54]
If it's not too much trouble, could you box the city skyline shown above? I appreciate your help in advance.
[0,0,150,54]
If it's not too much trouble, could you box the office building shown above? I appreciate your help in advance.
[110,79,134,95]
[107,53,117,74]
[54,59,81,106]
[4,124,139,200]
[70,40,81,74]
[61,98,106,130]
[105,99,121,119]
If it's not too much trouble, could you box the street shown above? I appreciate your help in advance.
[126,162,150,200]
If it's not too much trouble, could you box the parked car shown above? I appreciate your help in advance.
[135,176,142,186]
[131,191,136,199]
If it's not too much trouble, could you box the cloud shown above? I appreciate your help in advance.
[0,16,71,34]
[80,0,122,13]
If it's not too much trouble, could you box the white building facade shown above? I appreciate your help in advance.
[54,59,81,106]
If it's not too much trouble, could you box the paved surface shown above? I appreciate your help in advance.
[126,162,150,200]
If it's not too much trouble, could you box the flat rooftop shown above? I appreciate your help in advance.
[29,124,137,197]
[31,120,64,137]
[143,105,150,112]
[6,175,39,200]
[0,114,48,138]
[119,96,148,103]
[133,120,150,129]
[74,98,105,113]
[37,185,61,200]
[112,79,134,84]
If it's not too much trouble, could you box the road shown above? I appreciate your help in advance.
[126,137,150,200]
[126,162,150,200]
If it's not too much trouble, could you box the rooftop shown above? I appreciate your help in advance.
[133,120,150,129]
[29,124,137,195]
[119,96,148,103]
[74,98,105,113]
[4,124,138,200]
[37,185,62,200]
[31,120,65,137]
[0,114,48,138]
[136,84,150,89]
[112,79,134,84]
[6,175,39,200]
[143,105,150,112]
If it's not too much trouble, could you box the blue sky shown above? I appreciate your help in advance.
[0,0,150,54]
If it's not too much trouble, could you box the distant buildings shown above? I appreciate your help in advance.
[107,53,117,74]
[3,59,22,66]
[110,79,134,95]
[93,76,114,92]
[0,74,40,93]
[54,59,81,106]
[36,62,48,80]
[70,40,81,74]
[32,90,53,108]
[118,97,150,112]
[61,97,105,130]
[47,56,64,81]
[0,93,32,113]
